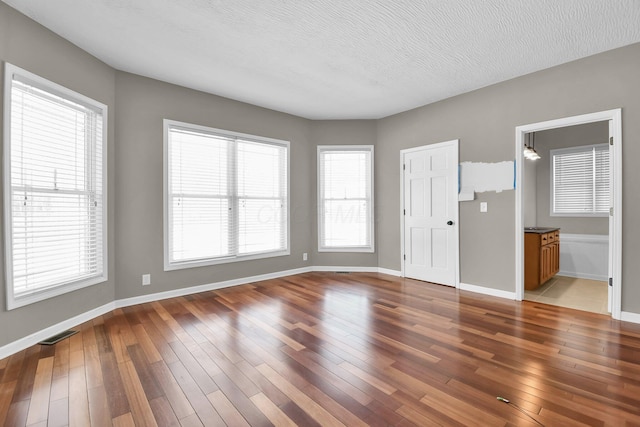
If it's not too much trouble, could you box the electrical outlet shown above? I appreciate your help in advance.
[142,274,151,286]
[480,202,488,213]
[303,253,308,261]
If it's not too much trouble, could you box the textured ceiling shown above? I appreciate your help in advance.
[3,0,640,119]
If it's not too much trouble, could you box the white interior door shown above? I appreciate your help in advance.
[402,140,459,286]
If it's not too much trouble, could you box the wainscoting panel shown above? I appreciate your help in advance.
[559,233,608,281]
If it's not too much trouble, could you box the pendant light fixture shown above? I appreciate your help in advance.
[524,132,540,160]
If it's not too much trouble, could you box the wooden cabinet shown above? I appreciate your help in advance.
[525,229,560,290]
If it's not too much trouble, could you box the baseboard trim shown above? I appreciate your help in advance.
[377,267,402,277]
[620,311,640,325]
[0,302,116,360]
[459,282,517,300]
[115,266,313,309]
[557,271,608,282]
[311,266,379,273]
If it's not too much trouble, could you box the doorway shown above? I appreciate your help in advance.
[515,109,622,319]
[400,140,460,287]
[522,124,609,313]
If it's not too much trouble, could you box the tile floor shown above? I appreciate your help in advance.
[524,275,609,314]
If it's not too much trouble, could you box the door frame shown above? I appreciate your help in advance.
[400,139,460,288]
[514,109,622,319]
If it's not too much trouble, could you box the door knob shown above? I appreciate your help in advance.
[447,220,454,225]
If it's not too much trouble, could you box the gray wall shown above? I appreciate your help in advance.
[377,43,640,305]
[0,3,117,345]
[309,120,378,267]
[533,122,609,235]
[114,72,313,299]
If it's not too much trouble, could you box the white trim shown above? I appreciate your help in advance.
[620,311,640,325]
[3,63,109,310]
[558,272,607,282]
[515,109,622,320]
[115,267,313,308]
[0,302,115,360]
[317,145,375,253]
[400,140,460,287]
[459,282,516,300]
[377,267,402,277]
[311,266,378,272]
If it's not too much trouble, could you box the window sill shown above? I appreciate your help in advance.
[7,274,108,310]
[164,249,291,271]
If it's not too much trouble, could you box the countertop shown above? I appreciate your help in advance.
[524,227,560,234]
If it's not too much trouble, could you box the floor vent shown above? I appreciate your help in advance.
[335,271,350,274]
[39,330,78,346]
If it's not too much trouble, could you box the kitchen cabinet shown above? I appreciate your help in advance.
[525,228,560,290]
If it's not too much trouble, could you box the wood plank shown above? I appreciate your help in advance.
[256,363,345,427]
[68,365,90,427]
[206,390,251,427]
[149,361,195,420]
[0,380,17,426]
[25,356,54,425]
[250,392,297,427]
[47,396,69,427]
[165,360,225,426]
[112,412,136,427]
[117,359,159,427]
[87,385,112,427]
[149,396,180,427]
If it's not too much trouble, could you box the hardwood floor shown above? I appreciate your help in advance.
[2,272,640,426]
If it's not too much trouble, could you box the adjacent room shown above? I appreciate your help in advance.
[1,1,640,425]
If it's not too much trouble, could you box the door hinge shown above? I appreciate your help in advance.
[403,254,406,260]
[403,209,406,215]
[610,207,613,216]
[403,164,406,171]
[610,136,614,145]
[609,277,613,287]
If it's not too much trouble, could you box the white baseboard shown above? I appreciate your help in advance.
[459,282,517,300]
[115,266,313,309]
[377,267,402,277]
[620,311,640,325]
[0,302,116,360]
[311,266,402,276]
[311,266,379,273]
[557,271,608,282]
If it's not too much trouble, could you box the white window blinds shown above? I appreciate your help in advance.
[165,121,289,269]
[4,64,107,309]
[551,144,609,216]
[318,146,374,252]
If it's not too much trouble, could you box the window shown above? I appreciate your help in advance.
[164,120,289,269]
[551,144,609,216]
[4,64,107,309]
[318,145,374,252]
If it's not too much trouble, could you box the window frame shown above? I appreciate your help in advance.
[317,145,375,253]
[550,143,609,218]
[3,63,108,310]
[163,119,290,271]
